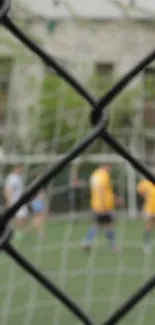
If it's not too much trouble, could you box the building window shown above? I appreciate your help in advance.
[144,67,155,103]
[95,62,113,95]
[0,57,12,124]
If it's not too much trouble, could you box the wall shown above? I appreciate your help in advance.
[44,19,155,78]
[0,26,44,151]
[0,17,155,154]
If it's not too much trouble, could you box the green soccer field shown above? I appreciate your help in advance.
[0,217,155,325]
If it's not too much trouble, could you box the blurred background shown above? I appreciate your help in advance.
[0,1,155,325]
[0,0,155,216]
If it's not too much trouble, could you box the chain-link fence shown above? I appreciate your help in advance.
[0,1,155,325]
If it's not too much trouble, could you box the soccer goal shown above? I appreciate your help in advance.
[1,1,155,325]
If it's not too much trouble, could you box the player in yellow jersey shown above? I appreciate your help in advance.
[82,164,122,253]
[137,178,155,254]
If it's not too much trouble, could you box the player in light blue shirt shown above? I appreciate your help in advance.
[3,165,28,242]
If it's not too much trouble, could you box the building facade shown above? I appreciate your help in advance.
[0,1,155,157]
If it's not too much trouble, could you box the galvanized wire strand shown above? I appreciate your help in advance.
[0,3,155,325]
[4,242,96,325]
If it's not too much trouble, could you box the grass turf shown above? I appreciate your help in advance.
[0,218,155,325]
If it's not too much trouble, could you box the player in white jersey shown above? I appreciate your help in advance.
[3,165,28,242]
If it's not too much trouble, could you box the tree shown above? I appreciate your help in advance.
[88,72,140,130]
[39,72,89,153]
[109,87,140,130]
[38,70,141,154]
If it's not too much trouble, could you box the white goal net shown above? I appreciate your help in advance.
[0,1,155,325]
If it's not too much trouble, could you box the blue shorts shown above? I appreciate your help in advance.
[31,200,46,214]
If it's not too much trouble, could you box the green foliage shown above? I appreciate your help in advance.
[89,72,140,130]
[0,57,12,75]
[88,71,113,97]
[38,70,141,154]
[39,72,88,153]
[109,87,141,130]
[144,71,155,102]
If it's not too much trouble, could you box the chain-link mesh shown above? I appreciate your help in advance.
[0,1,155,324]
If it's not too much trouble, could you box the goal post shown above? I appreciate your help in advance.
[0,152,140,219]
